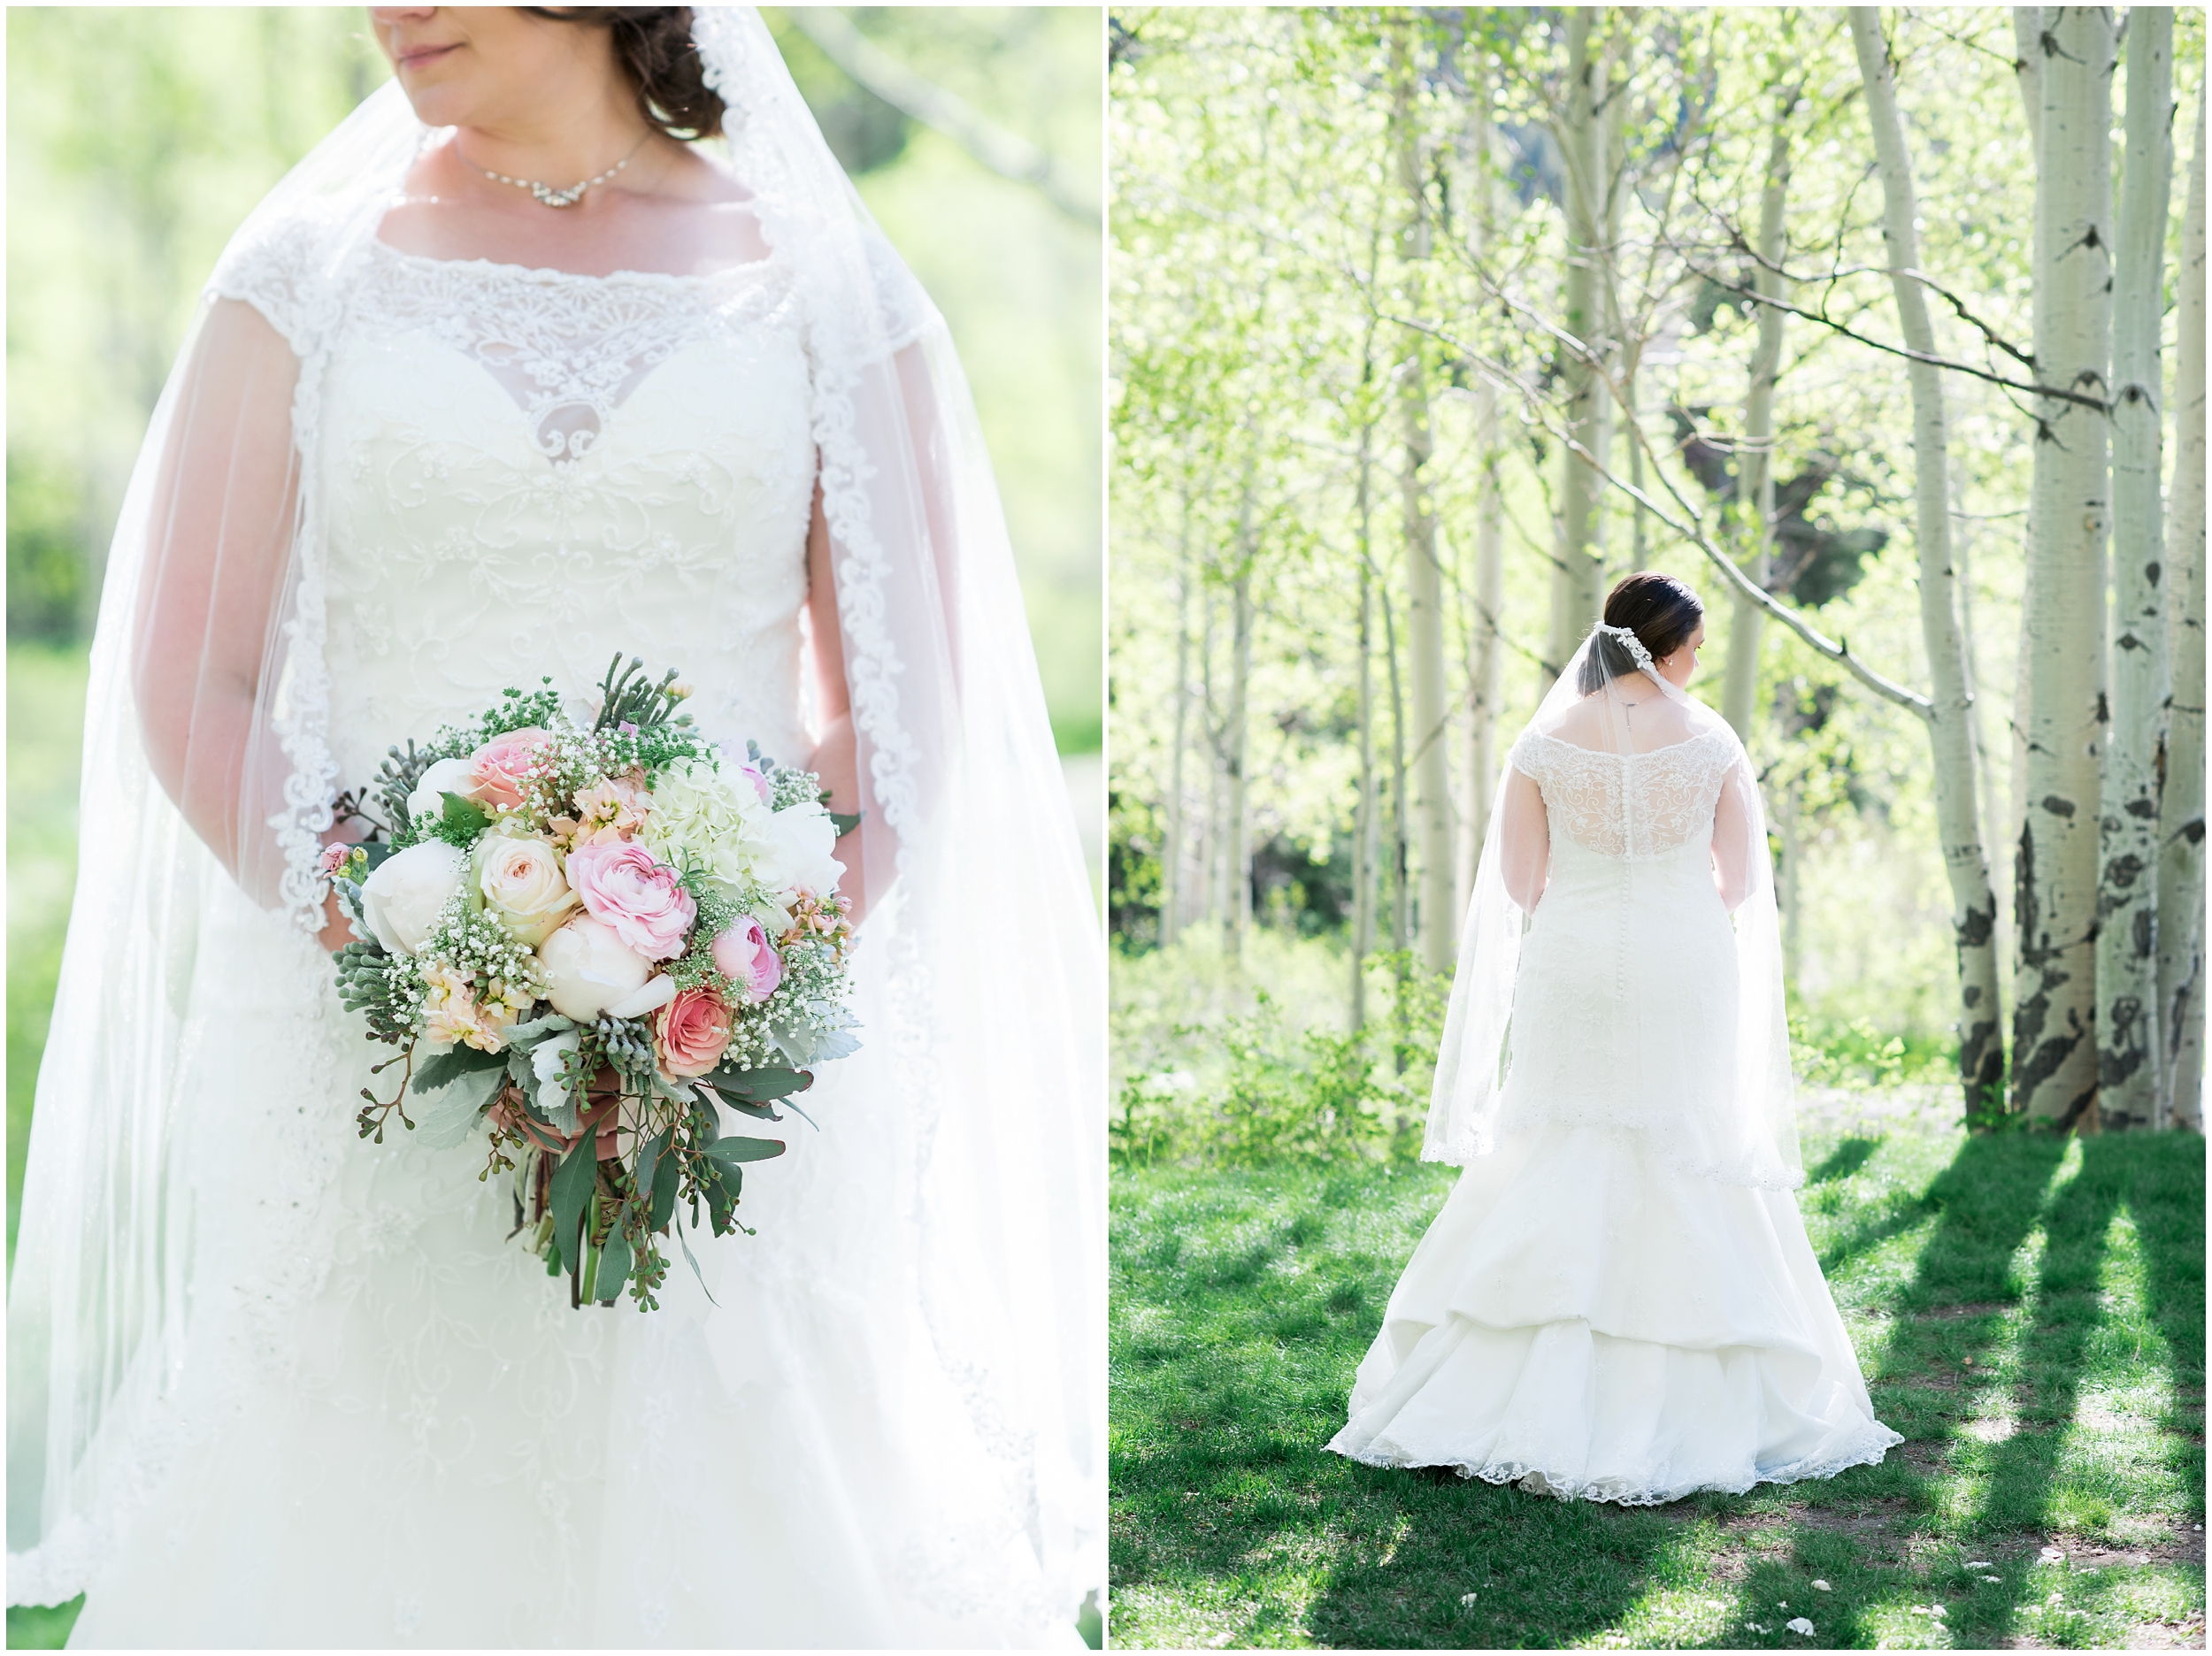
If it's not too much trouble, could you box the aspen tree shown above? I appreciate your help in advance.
[1848,8,2008,1113]
[2098,7,2174,1126]
[1391,20,1455,973]
[2016,4,2116,1125]
[2159,80,2207,1132]
[1548,8,1607,680]
[1721,67,1794,742]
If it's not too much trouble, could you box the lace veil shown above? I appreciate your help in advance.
[8,7,1102,1619]
[1423,620,1802,1190]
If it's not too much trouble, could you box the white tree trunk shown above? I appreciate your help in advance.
[1224,448,1256,958]
[2098,7,2175,1127]
[2159,80,2207,1133]
[2012,7,2042,148]
[1850,9,2008,1116]
[1354,550,1376,1031]
[1548,8,1606,678]
[1162,499,1193,947]
[1721,84,1793,741]
[2009,5,2043,900]
[1393,24,1455,974]
[1460,55,1504,923]
[2016,4,2114,1126]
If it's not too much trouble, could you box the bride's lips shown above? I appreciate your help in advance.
[395,42,462,72]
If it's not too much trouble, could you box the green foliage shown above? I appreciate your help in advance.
[1792,1008,1956,1091]
[1110,1123,2206,1649]
[6,643,88,1268]
[5,456,88,643]
[1113,947,1450,1172]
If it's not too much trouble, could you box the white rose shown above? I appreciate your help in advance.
[755,802,843,901]
[406,757,479,828]
[359,840,467,957]
[476,834,580,948]
[535,914,654,1021]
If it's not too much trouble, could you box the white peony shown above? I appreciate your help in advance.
[406,757,479,827]
[359,840,467,957]
[475,833,580,948]
[755,801,843,901]
[535,914,654,1021]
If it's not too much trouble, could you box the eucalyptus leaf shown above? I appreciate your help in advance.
[412,1043,507,1094]
[706,1136,785,1167]
[633,1131,665,1226]
[549,1135,598,1276]
[712,1092,783,1122]
[829,809,862,838]
[595,1221,633,1305]
[673,1216,719,1307]
[703,1063,812,1103]
[649,1139,680,1232]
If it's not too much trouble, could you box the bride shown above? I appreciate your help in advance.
[1330,572,1899,1505]
[7,7,1101,1645]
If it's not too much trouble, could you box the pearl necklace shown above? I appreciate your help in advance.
[461,134,649,208]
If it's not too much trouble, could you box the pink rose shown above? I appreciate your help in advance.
[710,916,784,1005]
[469,727,553,812]
[565,838,696,962]
[655,985,733,1079]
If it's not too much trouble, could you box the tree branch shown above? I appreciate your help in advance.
[785,9,1100,226]
[1680,257,2101,407]
[1382,298,1937,719]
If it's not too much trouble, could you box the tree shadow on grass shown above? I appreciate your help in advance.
[1807,1136,1882,1185]
[1780,1130,2204,1646]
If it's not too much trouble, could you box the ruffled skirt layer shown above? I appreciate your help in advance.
[1327,1123,1899,1506]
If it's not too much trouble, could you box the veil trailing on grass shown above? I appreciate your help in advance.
[1424,623,1802,1191]
[8,6,1102,1621]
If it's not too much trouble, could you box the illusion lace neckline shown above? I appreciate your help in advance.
[368,234,780,291]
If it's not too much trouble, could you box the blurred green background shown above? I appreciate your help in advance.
[6,7,1101,1645]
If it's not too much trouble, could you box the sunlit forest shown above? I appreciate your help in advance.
[1110,5,2204,1129]
[1106,8,2204,1648]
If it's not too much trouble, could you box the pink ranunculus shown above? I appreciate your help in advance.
[710,916,784,1005]
[655,985,733,1079]
[565,838,696,962]
[468,727,553,813]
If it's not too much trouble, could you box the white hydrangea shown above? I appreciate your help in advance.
[637,757,772,893]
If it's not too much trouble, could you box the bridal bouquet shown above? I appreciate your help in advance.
[321,656,859,1311]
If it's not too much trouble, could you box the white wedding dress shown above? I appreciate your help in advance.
[63,243,1069,1647]
[1330,720,1901,1505]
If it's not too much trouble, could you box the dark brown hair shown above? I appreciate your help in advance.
[526,8,724,141]
[1578,571,1704,694]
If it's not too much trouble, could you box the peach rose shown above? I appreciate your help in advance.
[655,985,733,1079]
[469,727,553,813]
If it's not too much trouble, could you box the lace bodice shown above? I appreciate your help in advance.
[1509,726,1736,862]
[319,242,817,788]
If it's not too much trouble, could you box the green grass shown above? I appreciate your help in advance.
[1108,1118,2206,1649]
